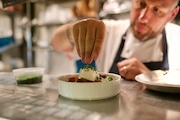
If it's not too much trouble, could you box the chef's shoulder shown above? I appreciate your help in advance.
[165,22,180,34]
[102,19,130,30]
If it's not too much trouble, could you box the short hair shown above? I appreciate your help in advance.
[177,0,180,6]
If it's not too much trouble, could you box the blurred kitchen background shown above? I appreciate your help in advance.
[0,0,180,75]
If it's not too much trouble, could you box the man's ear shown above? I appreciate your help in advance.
[169,6,180,22]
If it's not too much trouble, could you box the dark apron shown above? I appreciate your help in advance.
[109,29,169,74]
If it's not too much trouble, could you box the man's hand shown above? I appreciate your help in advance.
[117,58,150,80]
[72,18,105,64]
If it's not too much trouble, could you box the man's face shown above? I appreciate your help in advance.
[130,0,179,40]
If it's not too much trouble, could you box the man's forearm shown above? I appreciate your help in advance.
[51,23,74,53]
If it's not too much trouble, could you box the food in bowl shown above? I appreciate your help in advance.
[68,65,113,82]
[12,67,44,84]
[15,74,42,84]
[58,66,121,100]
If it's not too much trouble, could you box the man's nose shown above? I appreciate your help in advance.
[138,7,151,23]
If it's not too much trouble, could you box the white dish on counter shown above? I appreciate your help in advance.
[135,70,180,93]
[57,73,121,100]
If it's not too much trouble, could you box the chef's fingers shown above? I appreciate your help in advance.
[84,20,96,64]
[73,23,80,57]
[91,20,105,60]
[117,59,129,68]
[78,21,87,60]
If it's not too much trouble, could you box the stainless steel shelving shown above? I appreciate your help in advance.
[0,43,21,53]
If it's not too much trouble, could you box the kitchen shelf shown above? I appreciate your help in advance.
[0,42,21,53]
[0,9,23,15]
[31,19,77,27]
[31,22,63,27]
[30,0,77,4]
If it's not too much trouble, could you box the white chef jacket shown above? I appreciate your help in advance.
[95,19,180,73]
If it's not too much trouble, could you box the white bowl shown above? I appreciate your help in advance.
[58,73,121,100]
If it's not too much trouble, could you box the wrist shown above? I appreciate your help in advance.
[66,25,74,46]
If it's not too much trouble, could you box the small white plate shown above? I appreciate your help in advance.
[135,70,180,93]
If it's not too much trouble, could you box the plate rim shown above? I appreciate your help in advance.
[135,70,180,88]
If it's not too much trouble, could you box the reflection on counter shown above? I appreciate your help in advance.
[0,73,180,119]
[15,85,46,96]
[58,95,120,116]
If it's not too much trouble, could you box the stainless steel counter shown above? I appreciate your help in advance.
[0,72,180,120]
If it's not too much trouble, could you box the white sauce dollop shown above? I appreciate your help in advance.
[78,67,100,81]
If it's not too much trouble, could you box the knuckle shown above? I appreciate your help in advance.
[132,57,139,63]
